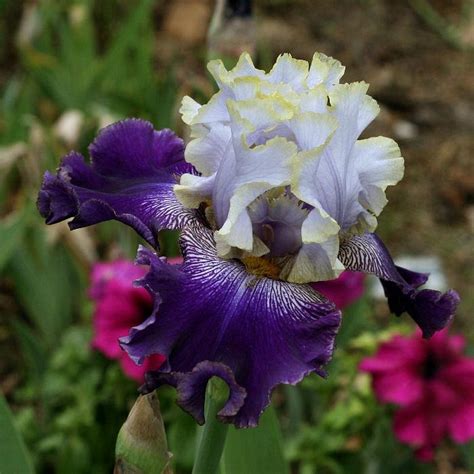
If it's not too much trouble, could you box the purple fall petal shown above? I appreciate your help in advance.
[37,119,195,247]
[120,221,341,427]
[382,278,460,339]
[144,361,247,425]
[338,233,459,337]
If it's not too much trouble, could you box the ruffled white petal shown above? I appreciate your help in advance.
[289,112,337,150]
[301,205,340,245]
[292,82,393,233]
[215,137,297,253]
[184,123,231,175]
[207,53,265,87]
[307,52,345,90]
[229,77,261,101]
[354,136,404,215]
[283,204,342,282]
[329,82,379,141]
[227,97,294,135]
[298,87,329,114]
[267,53,309,90]
[190,91,229,125]
[282,238,344,283]
[174,174,216,208]
[180,96,202,125]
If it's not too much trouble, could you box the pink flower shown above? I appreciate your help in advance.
[90,259,180,382]
[360,329,474,461]
[311,271,365,309]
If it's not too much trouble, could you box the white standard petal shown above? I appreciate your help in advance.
[288,112,337,150]
[307,52,345,90]
[207,53,265,88]
[281,203,343,283]
[215,137,297,253]
[227,97,294,132]
[180,96,202,125]
[298,87,329,114]
[283,239,344,283]
[216,184,269,251]
[185,123,231,175]
[329,82,379,141]
[267,53,309,91]
[353,136,404,215]
[174,173,216,208]
[291,147,330,210]
[191,91,230,125]
[226,97,295,148]
[291,83,381,229]
[301,205,340,245]
[229,77,261,101]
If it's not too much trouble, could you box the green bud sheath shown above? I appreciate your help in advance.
[115,392,172,474]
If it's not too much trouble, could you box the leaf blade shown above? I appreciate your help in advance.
[223,405,288,474]
[0,392,34,474]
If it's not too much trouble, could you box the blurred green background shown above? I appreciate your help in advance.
[0,0,472,473]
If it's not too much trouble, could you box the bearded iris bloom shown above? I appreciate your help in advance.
[37,53,459,428]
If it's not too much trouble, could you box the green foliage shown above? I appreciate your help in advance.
[8,228,79,348]
[0,203,32,273]
[167,408,198,470]
[0,2,182,462]
[14,325,139,474]
[223,406,288,474]
[0,392,34,474]
[1,0,178,147]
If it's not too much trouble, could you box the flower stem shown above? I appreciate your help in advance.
[192,377,229,474]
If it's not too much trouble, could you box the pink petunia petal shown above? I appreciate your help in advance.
[449,404,474,443]
[393,404,428,445]
[311,271,365,309]
[372,370,424,405]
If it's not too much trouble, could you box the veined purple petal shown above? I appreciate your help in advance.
[145,361,247,425]
[120,221,341,428]
[338,233,459,338]
[37,119,195,247]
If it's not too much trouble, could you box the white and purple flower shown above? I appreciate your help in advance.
[37,53,459,428]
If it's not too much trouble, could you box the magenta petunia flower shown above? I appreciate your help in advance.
[311,271,365,309]
[90,260,167,382]
[360,329,474,461]
[38,53,459,427]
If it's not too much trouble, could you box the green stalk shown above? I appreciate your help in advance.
[192,377,230,474]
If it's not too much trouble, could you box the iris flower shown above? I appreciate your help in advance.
[38,53,459,428]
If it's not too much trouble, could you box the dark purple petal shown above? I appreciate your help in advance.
[37,119,194,247]
[338,233,459,337]
[121,221,341,428]
[143,361,247,425]
[89,119,186,178]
